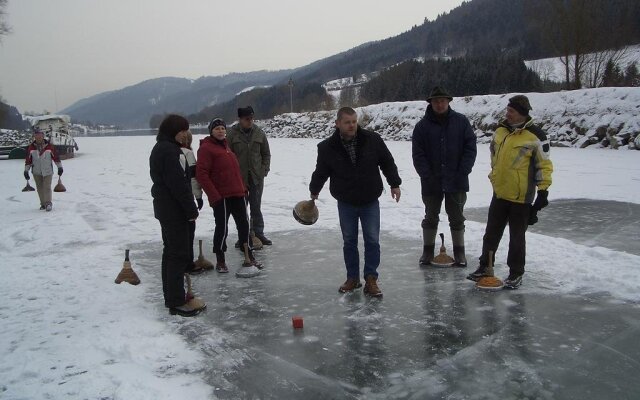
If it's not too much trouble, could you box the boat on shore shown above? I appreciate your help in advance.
[0,114,79,159]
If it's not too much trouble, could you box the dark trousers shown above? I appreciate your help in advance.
[213,196,250,253]
[422,192,467,230]
[248,177,265,236]
[337,200,381,279]
[160,219,190,308]
[479,196,530,275]
[187,220,196,272]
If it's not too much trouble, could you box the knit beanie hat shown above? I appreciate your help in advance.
[508,95,532,116]
[207,118,226,134]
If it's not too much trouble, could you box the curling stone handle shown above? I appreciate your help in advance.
[125,249,130,262]
[198,240,204,256]
[439,233,445,246]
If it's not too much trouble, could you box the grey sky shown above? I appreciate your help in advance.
[0,0,465,113]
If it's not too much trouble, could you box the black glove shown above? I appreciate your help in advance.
[196,198,203,210]
[57,167,63,176]
[528,208,539,225]
[532,190,549,211]
[24,171,30,180]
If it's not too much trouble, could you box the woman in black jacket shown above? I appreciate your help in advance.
[149,114,205,317]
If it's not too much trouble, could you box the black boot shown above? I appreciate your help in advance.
[466,265,489,282]
[419,227,438,266]
[255,233,272,245]
[419,245,435,266]
[451,229,467,267]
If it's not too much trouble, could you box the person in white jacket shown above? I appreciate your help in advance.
[180,131,204,273]
[24,129,63,211]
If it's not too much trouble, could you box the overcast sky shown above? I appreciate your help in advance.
[0,0,465,113]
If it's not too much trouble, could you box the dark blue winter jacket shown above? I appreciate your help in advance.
[412,105,477,196]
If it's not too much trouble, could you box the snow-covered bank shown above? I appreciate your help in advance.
[0,136,639,398]
[261,87,640,149]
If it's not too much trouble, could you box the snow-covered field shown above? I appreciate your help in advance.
[0,136,639,398]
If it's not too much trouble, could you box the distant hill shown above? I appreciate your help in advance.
[0,100,29,130]
[62,70,294,127]
[62,0,640,127]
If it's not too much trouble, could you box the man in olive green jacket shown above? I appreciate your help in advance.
[227,106,272,245]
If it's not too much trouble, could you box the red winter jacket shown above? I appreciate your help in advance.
[196,136,246,205]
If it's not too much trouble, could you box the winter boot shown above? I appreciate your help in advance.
[339,278,362,293]
[419,227,438,266]
[504,273,523,289]
[169,298,206,317]
[451,229,467,267]
[466,266,490,282]
[363,275,383,298]
[215,251,228,273]
[255,233,272,246]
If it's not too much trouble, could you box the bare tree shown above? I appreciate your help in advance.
[528,59,557,82]
[538,0,634,89]
[583,47,631,88]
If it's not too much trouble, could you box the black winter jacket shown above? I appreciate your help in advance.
[150,136,198,222]
[412,105,477,196]
[310,127,402,206]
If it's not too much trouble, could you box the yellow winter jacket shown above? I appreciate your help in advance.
[489,118,553,204]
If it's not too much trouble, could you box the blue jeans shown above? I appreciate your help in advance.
[337,200,381,279]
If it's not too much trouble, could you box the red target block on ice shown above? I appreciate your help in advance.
[292,316,304,329]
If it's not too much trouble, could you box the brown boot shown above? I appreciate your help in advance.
[339,278,362,293]
[363,275,382,298]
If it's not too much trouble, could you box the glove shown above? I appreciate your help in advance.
[24,171,30,180]
[57,167,63,176]
[528,209,539,225]
[196,198,203,210]
[531,190,549,211]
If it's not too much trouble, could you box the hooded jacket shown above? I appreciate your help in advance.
[149,135,198,222]
[196,136,246,206]
[411,105,477,196]
[310,126,402,206]
[489,117,553,204]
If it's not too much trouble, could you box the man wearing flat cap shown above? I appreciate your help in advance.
[467,95,553,289]
[412,86,477,267]
[227,106,272,246]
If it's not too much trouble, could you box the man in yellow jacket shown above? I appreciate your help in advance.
[467,95,553,289]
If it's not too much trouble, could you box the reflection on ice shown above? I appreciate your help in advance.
[137,227,640,399]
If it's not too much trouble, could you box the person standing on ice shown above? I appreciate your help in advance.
[24,128,63,212]
[226,106,272,247]
[196,118,262,276]
[309,107,402,297]
[467,95,553,289]
[412,86,477,267]
[149,114,206,317]
[179,131,204,274]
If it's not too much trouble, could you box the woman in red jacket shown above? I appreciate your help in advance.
[196,118,262,276]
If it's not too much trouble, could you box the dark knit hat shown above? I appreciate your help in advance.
[237,106,255,118]
[427,86,453,102]
[207,118,226,134]
[508,95,532,116]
